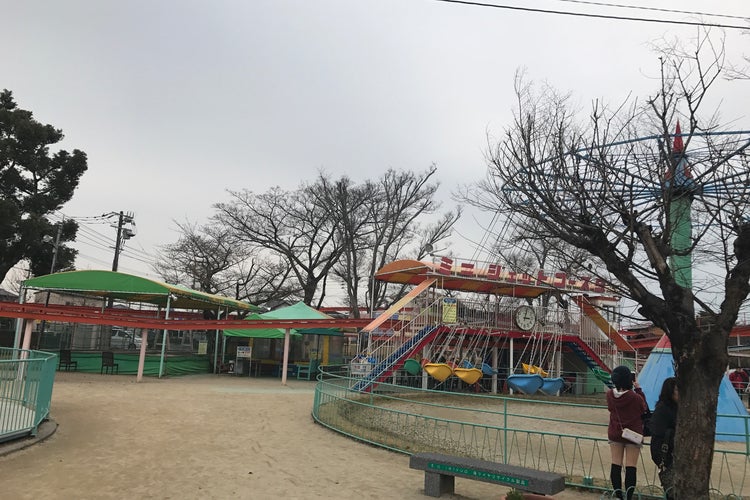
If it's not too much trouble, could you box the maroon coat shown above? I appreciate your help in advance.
[607,387,648,443]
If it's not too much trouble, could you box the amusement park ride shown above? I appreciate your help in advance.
[351,122,750,397]
[350,256,629,394]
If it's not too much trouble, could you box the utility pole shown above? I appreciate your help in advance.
[107,211,134,310]
[39,219,63,348]
[111,211,135,272]
[50,221,63,274]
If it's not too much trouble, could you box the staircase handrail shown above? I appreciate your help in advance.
[364,295,443,362]
[352,296,444,391]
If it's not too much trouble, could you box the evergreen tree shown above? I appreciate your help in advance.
[0,90,87,281]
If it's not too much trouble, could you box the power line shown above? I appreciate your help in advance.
[51,210,157,263]
[549,0,750,21]
[118,249,156,266]
[429,0,750,30]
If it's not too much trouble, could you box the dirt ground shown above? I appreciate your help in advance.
[0,373,603,500]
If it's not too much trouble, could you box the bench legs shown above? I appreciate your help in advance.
[424,472,454,498]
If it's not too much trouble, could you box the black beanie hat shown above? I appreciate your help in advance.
[611,365,633,390]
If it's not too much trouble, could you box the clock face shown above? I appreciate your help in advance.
[514,305,536,331]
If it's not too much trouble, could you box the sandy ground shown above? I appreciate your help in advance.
[0,373,602,500]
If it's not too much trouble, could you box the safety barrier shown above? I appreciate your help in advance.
[0,347,57,443]
[313,367,750,498]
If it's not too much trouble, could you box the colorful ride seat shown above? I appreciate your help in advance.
[522,363,549,378]
[454,367,483,385]
[507,374,544,395]
[424,363,454,382]
[480,362,495,376]
[539,377,566,396]
[403,358,422,376]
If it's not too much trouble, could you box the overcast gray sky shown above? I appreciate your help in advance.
[3,0,748,300]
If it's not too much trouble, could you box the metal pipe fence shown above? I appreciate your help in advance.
[313,368,750,498]
[0,347,58,443]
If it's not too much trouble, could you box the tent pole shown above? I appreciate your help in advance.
[94,298,106,350]
[492,343,498,394]
[221,335,227,367]
[509,338,514,395]
[136,327,148,382]
[213,307,221,374]
[12,285,26,352]
[158,295,171,378]
[21,319,33,351]
[281,328,291,385]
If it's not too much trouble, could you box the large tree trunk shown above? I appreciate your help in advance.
[672,327,728,497]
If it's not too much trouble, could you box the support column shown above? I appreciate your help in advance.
[136,329,148,382]
[491,344,498,394]
[158,295,171,378]
[281,328,291,385]
[509,338,514,395]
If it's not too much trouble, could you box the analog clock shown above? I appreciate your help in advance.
[514,305,536,331]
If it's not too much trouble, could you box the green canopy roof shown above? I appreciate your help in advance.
[223,313,302,339]
[263,302,342,336]
[23,270,260,312]
[223,302,343,338]
[261,301,331,320]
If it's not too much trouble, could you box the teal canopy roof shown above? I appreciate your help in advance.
[224,302,342,338]
[264,302,342,336]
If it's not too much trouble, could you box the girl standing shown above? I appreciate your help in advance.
[607,365,648,500]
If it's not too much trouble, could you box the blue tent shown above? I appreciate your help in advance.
[639,336,749,442]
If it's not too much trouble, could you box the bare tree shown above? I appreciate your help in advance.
[153,220,299,308]
[318,167,462,316]
[232,257,302,307]
[214,184,344,308]
[468,35,750,497]
[314,173,375,318]
[154,220,242,294]
[212,168,459,313]
[368,166,461,311]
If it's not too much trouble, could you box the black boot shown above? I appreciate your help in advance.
[610,464,623,499]
[624,466,637,500]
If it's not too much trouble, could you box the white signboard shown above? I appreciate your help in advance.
[236,346,252,359]
[350,360,372,377]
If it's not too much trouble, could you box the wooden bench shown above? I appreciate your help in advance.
[409,452,565,498]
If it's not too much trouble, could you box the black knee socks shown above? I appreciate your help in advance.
[624,466,637,500]
[610,464,623,498]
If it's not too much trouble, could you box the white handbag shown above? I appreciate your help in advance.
[622,427,644,444]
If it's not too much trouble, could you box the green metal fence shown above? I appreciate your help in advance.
[0,347,58,443]
[313,368,750,498]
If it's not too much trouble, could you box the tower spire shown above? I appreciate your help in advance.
[673,121,684,154]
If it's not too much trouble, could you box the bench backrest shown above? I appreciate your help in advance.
[409,452,565,495]
[102,351,115,365]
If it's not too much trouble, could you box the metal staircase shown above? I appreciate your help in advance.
[351,324,441,392]
[563,335,614,388]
